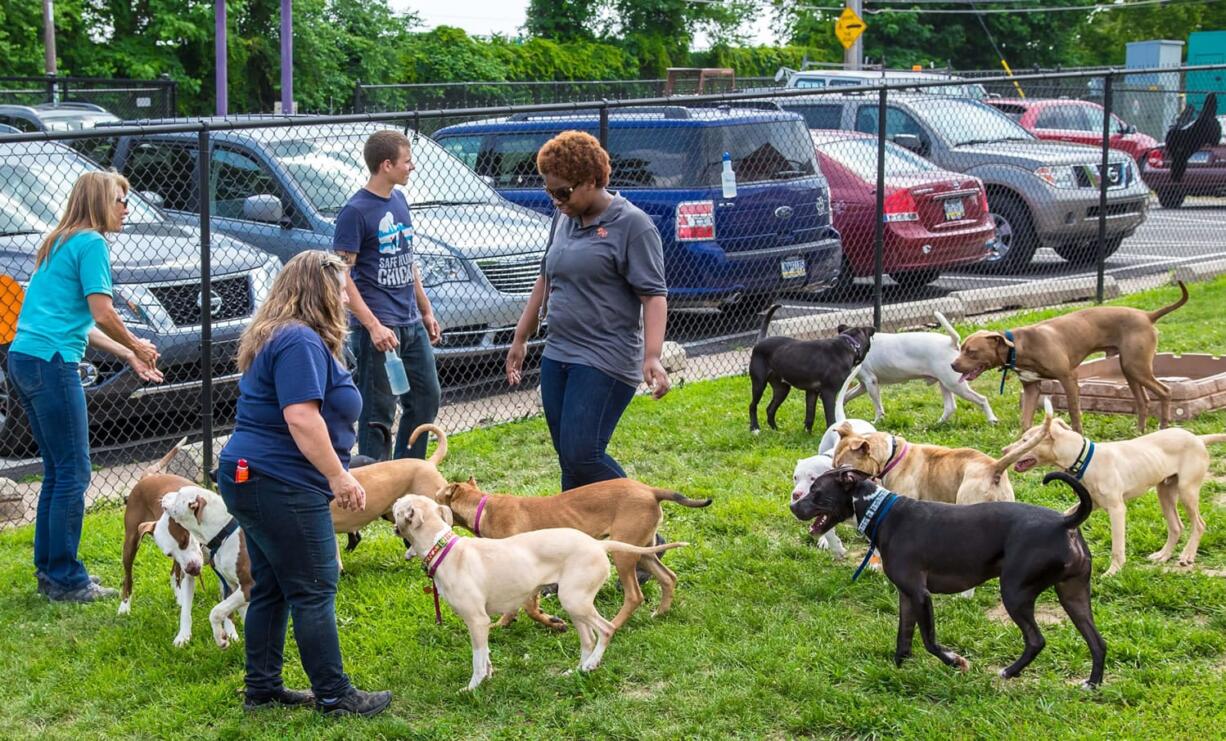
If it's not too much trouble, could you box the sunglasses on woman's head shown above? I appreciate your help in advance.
[544,184,576,203]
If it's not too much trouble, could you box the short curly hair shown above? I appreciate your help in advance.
[536,130,610,188]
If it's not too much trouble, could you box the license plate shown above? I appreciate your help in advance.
[1190,150,1212,164]
[943,198,966,221]
[780,256,807,279]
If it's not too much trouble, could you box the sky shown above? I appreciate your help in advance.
[389,0,778,49]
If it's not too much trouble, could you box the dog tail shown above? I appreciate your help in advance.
[1047,471,1094,529]
[408,424,449,466]
[756,303,782,343]
[141,436,188,479]
[1148,280,1189,323]
[990,414,1052,480]
[934,310,961,349]
[1198,434,1226,446]
[653,489,713,508]
[603,540,689,556]
[833,363,862,423]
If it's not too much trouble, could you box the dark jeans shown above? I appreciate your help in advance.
[539,356,636,491]
[218,463,351,701]
[7,351,92,592]
[351,322,440,460]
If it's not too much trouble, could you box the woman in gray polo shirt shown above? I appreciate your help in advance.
[505,131,670,491]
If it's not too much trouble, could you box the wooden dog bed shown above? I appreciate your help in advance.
[1039,353,1226,422]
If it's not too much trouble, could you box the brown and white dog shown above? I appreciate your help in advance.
[435,478,711,630]
[392,494,687,691]
[1002,399,1226,577]
[831,421,1045,505]
[162,486,253,649]
[951,282,1188,433]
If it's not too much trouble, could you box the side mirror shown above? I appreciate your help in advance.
[1123,123,1137,135]
[893,133,925,154]
[242,194,284,224]
[141,191,164,208]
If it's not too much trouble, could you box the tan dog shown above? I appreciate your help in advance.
[832,422,1044,505]
[331,423,449,569]
[435,478,711,629]
[951,282,1188,434]
[1002,400,1226,577]
[391,494,687,691]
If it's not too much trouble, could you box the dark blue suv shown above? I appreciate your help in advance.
[433,106,843,312]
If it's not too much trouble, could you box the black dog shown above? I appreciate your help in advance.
[792,466,1106,688]
[748,304,873,433]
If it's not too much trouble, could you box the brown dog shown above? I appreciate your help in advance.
[435,478,711,630]
[331,424,449,569]
[951,282,1188,433]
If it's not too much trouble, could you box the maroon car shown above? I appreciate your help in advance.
[986,98,1158,163]
[1140,115,1226,208]
[812,131,994,288]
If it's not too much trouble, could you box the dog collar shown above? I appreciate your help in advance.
[205,517,240,599]
[999,329,1017,395]
[472,495,489,537]
[878,436,909,479]
[1067,438,1096,480]
[840,334,862,357]
[422,530,459,626]
[852,486,899,582]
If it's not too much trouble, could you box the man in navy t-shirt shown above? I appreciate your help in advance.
[333,130,442,460]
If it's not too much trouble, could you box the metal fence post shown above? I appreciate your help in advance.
[1096,71,1114,305]
[198,126,214,481]
[872,86,887,330]
[354,80,363,113]
[598,101,609,150]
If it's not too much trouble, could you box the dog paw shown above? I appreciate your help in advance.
[579,658,602,672]
[547,617,569,633]
[173,632,191,647]
[214,633,230,649]
[117,600,131,616]
[949,653,970,671]
[1146,550,1172,563]
[1101,565,1121,578]
[815,538,829,550]
[1080,679,1099,691]
[751,428,760,436]
[1177,555,1197,567]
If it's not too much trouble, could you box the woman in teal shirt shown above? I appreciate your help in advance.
[8,171,162,603]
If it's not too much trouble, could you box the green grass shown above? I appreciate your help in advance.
[3,277,1226,739]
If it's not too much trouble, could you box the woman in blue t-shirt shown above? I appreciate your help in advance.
[217,250,390,717]
[8,171,162,603]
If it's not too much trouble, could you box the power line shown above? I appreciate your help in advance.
[867,0,1218,13]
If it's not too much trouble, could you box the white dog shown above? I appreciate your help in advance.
[120,512,206,647]
[392,494,686,691]
[162,486,251,648]
[844,312,996,424]
[793,417,877,558]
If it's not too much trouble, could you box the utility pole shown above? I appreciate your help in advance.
[216,0,228,115]
[844,0,863,71]
[280,0,293,114]
[43,0,58,103]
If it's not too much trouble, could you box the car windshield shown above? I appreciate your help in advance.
[0,151,162,236]
[815,137,937,181]
[909,98,1035,146]
[267,133,502,217]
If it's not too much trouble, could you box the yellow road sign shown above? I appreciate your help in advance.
[835,6,867,49]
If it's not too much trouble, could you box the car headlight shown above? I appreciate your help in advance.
[1034,165,1077,189]
[416,253,469,288]
[250,256,281,308]
[816,183,831,217]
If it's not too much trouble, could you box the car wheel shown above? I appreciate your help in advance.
[981,195,1038,273]
[1053,235,1124,266]
[1156,189,1185,209]
[888,269,941,289]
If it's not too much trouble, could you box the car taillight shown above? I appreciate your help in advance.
[979,188,990,214]
[676,200,715,240]
[882,189,919,222]
[1146,149,1164,169]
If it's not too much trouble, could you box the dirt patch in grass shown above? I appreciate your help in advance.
[986,602,1065,626]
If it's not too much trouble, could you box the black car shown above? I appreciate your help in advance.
[0,140,279,456]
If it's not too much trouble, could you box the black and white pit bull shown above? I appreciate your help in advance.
[749,304,874,433]
[791,466,1107,688]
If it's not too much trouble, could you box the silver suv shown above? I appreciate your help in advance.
[782,94,1150,270]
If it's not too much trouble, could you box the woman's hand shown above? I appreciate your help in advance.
[132,337,159,367]
[643,356,671,399]
[506,339,527,385]
[330,470,366,512]
[126,348,164,383]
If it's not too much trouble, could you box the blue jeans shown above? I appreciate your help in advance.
[539,357,636,491]
[218,463,351,700]
[7,351,92,592]
[351,323,440,460]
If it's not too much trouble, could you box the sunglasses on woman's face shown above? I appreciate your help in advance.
[116,195,129,206]
[544,184,577,203]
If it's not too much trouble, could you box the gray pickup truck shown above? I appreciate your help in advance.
[775,94,1150,271]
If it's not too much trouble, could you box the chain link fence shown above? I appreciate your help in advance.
[0,75,177,121]
[1,64,1224,528]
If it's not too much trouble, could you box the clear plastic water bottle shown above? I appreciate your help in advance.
[384,349,410,395]
[721,151,737,199]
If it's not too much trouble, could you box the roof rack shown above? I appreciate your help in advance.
[507,106,695,121]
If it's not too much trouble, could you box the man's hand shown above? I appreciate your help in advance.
[506,339,527,385]
[643,356,671,400]
[422,312,442,345]
[329,470,366,512]
[367,321,398,352]
[127,348,164,383]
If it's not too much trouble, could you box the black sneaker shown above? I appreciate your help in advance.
[244,688,315,711]
[317,688,392,717]
[37,572,99,596]
[48,582,118,603]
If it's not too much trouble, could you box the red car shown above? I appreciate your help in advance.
[1140,115,1226,208]
[812,131,994,288]
[986,98,1158,163]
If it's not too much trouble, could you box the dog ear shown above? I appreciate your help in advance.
[436,484,455,504]
[137,521,157,539]
[467,475,477,486]
[189,493,207,523]
[994,332,1015,349]
[835,421,854,437]
[864,327,876,337]
[167,517,193,550]
[848,438,867,452]
[437,504,454,527]
[836,323,849,334]
[835,467,867,486]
